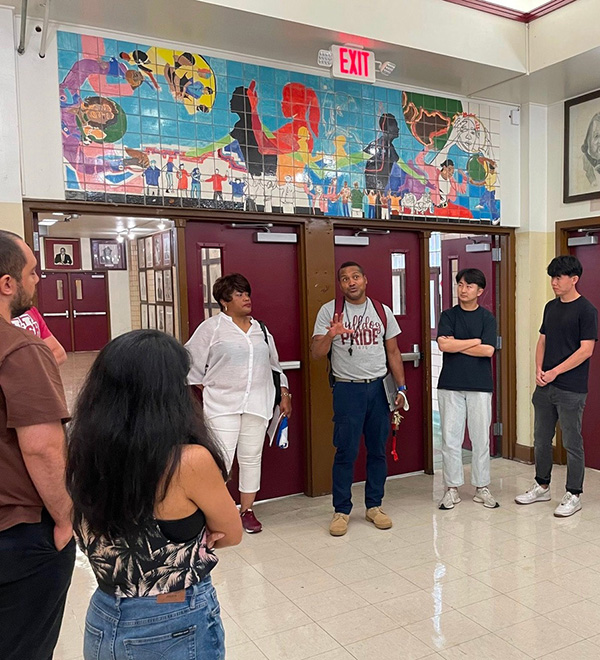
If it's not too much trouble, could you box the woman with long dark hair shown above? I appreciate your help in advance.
[67,330,241,660]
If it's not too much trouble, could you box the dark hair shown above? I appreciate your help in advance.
[0,230,26,282]
[213,273,251,310]
[547,255,582,278]
[440,159,455,169]
[456,268,486,289]
[66,330,227,537]
[337,261,364,280]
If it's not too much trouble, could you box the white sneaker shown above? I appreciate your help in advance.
[554,492,582,518]
[439,488,461,510]
[515,482,551,505]
[473,487,500,508]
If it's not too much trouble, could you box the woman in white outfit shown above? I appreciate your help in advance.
[186,273,292,533]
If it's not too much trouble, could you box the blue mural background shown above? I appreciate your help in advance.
[58,31,501,223]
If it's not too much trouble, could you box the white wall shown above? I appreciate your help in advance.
[16,23,64,200]
[108,270,132,338]
[0,7,25,233]
[200,0,527,73]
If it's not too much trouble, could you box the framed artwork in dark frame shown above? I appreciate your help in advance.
[91,239,127,270]
[564,89,600,203]
[44,238,81,270]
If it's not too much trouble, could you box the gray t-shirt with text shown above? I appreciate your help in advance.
[313,298,401,380]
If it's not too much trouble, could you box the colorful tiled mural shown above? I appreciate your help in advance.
[58,32,501,224]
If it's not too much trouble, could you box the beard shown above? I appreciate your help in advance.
[10,282,33,319]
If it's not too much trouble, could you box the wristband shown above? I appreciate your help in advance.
[397,385,407,392]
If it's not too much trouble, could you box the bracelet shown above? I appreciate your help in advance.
[281,391,292,399]
[397,385,407,392]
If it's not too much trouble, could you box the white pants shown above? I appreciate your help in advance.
[209,413,268,493]
[438,390,492,488]
[381,207,389,220]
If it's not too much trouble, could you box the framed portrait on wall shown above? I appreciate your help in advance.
[165,306,174,336]
[155,270,164,302]
[148,304,157,330]
[44,238,81,270]
[157,305,165,333]
[146,270,155,303]
[162,232,171,266]
[153,234,162,268]
[145,236,154,268]
[140,303,148,329]
[91,239,126,270]
[137,238,146,269]
[565,90,600,203]
[163,269,173,302]
[139,270,147,301]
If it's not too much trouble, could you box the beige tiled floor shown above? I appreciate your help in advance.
[54,355,600,659]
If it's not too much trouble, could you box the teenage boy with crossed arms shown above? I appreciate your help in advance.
[312,261,407,537]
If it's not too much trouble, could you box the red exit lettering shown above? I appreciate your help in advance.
[331,45,375,83]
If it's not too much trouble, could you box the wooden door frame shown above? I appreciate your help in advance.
[23,199,517,494]
[554,216,600,465]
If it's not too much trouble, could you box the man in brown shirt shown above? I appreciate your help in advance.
[0,230,75,660]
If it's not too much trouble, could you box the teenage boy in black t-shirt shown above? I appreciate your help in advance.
[437,268,498,510]
[516,256,597,517]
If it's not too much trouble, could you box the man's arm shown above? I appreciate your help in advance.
[535,334,546,386]
[43,334,68,366]
[311,311,352,360]
[385,337,407,409]
[17,421,73,550]
[541,339,596,385]
[437,336,481,353]
[311,333,334,360]
[461,344,495,358]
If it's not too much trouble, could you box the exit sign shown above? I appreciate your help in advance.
[331,45,376,84]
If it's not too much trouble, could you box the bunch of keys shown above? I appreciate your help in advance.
[391,410,404,461]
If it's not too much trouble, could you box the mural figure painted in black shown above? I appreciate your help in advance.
[228,86,277,178]
[364,113,400,193]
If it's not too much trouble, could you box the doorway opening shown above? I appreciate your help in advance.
[31,211,180,370]
[429,231,502,471]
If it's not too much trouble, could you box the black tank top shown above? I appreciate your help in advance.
[77,508,217,597]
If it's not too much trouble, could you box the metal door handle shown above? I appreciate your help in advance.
[280,361,301,370]
[73,311,107,317]
[43,311,69,319]
[401,344,422,368]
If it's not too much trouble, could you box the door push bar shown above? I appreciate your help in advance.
[401,343,421,368]
[73,311,107,318]
[44,310,69,318]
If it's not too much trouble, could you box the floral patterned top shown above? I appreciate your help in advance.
[77,514,218,598]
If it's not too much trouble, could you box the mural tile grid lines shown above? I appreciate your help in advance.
[58,31,501,224]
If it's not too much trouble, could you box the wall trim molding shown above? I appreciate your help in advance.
[514,443,534,463]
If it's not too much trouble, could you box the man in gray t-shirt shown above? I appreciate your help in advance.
[311,261,407,537]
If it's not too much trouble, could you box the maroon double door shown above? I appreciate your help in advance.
[38,271,110,352]
[185,222,429,501]
[334,228,426,478]
[185,222,304,501]
[440,236,498,454]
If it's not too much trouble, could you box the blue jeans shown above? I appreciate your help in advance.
[332,379,390,514]
[84,575,224,660]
